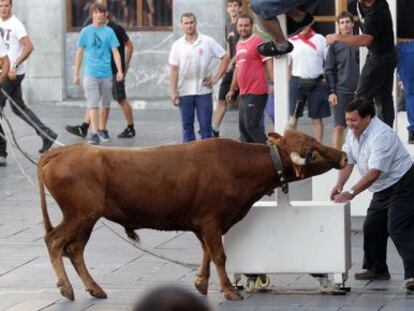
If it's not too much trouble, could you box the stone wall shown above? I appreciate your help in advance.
[13,0,226,108]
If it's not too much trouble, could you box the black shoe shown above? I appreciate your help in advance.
[39,130,57,154]
[118,127,136,138]
[0,156,6,166]
[354,270,390,280]
[409,131,414,144]
[287,12,315,37]
[405,278,414,290]
[65,124,87,138]
[212,129,220,137]
[257,41,294,57]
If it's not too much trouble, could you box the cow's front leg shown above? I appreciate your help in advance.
[194,233,210,295]
[202,230,242,300]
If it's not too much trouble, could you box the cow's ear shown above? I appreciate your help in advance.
[268,132,282,143]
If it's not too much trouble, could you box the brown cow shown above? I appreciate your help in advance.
[38,129,347,301]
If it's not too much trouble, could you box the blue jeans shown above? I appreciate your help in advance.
[250,0,320,20]
[397,42,414,132]
[179,94,213,143]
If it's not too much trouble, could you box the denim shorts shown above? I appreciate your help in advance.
[289,76,330,119]
[250,0,320,20]
[83,77,113,108]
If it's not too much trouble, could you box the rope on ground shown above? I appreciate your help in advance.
[0,88,65,146]
[100,219,199,270]
[0,106,37,165]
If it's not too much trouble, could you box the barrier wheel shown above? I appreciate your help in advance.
[256,274,271,288]
[245,278,256,293]
[319,278,331,293]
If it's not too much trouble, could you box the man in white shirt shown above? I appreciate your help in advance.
[288,25,330,142]
[169,12,229,142]
[0,0,57,161]
[331,99,414,291]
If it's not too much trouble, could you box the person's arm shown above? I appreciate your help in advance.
[225,66,238,104]
[8,36,33,80]
[326,33,373,47]
[169,64,179,106]
[265,58,273,81]
[0,55,9,82]
[112,47,124,81]
[73,48,84,85]
[334,168,381,203]
[330,164,354,201]
[204,53,230,87]
[124,39,134,74]
[324,45,338,106]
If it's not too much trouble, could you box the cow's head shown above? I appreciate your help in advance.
[268,129,347,180]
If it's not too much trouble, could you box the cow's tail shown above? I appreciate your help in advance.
[38,157,53,233]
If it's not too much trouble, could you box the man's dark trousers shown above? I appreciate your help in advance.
[239,94,268,143]
[356,49,398,128]
[0,75,52,157]
[363,165,414,279]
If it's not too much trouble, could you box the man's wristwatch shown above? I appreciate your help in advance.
[347,189,355,196]
[11,63,18,69]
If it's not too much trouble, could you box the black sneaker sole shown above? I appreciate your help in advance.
[65,126,87,138]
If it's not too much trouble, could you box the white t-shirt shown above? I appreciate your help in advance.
[0,37,8,58]
[169,33,225,96]
[0,15,28,75]
[288,32,327,79]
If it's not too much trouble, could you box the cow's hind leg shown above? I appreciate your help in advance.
[194,233,210,295]
[202,229,242,300]
[44,219,78,300]
[64,222,107,299]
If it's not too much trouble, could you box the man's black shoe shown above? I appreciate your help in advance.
[408,131,414,144]
[257,41,293,57]
[65,124,87,138]
[354,270,390,280]
[287,12,315,37]
[405,278,414,290]
[118,127,136,138]
[39,130,58,154]
[212,129,220,137]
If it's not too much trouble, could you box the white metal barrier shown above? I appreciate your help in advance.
[223,15,352,294]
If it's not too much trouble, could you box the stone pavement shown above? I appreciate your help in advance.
[0,104,413,311]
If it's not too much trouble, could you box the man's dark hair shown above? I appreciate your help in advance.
[89,2,107,18]
[337,11,354,23]
[181,12,197,23]
[227,0,242,6]
[237,13,254,25]
[133,285,211,311]
[345,99,376,118]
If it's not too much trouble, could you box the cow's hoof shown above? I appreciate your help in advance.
[223,290,243,301]
[87,286,107,299]
[194,276,208,295]
[59,285,75,301]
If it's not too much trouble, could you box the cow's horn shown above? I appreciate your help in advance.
[287,116,298,129]
[290,152,306,166]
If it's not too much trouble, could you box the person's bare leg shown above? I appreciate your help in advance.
[213,99,227,130]
[119,99,134,125]
[257,15,287,44]
[312,118,323,143]
[99,107,110,131]
[82,109,90,124]
[331,125,345,150]
[89,108,99,134]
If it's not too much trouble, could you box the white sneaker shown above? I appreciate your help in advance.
[0,156,7,166]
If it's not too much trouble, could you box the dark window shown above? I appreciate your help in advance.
[67,0,173,32]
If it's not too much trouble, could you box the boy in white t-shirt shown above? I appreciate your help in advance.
[0,0,57,166]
